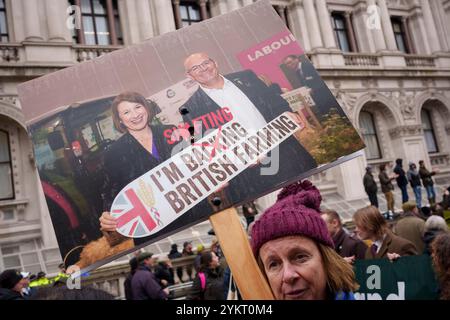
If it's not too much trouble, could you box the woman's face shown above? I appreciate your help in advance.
[209,252,220,268]
[259,235,327,300]
[117,101,149,132]
[354,223,371,240]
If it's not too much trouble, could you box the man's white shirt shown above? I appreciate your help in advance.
[201,76,267,132]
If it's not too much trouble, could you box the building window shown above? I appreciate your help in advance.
[421,109,438,153]
[173,0,209,29]
[0,240,42,274]
[332,13,353,52]
[70,0,123,45]
[359,111,381,160]
[0,130,14,200]
[0,0,9,42]
[391,17,409,53]
[181,1,201,27]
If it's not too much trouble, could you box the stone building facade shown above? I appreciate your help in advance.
[0,0,449,274]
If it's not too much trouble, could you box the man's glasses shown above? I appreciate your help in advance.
[187,59,213,74]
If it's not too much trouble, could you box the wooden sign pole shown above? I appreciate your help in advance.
[209,207,274,300]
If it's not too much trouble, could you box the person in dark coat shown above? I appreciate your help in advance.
[407,162,422,208]
[168,243,183,283]
[154,257,175,287]
[393,158,409,204]
[321,209,367,263]
[353,206,418,260]
[0,269,25,300]
[442,187,450,210]
[188,251,224,300]
[242,201,258,229]
[363,166,378,208]
[131,252,168,300]
[124,256,138,300]
[419,160,437,206]
[180,52,317,207]
[280,54,346,118]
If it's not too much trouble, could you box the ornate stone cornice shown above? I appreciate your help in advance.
[389,124,423,139]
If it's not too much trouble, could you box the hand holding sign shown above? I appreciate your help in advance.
[110,113,302,238]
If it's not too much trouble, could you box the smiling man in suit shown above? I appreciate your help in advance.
[178,52,317,204]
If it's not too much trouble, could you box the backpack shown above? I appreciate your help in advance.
[198,272,206,291]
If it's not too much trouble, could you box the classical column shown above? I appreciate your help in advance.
[172,0,182,29]
[217,0,228,15]
[430,0,449,51]
[290,0,311,51]
[420,0,441,52]
[275,5,287,26]
[352,2,375,52]
[401,17,414,54]
[199,0,209,20]
[344,12,358,52]
[316,0,336,49]
[377,0,397,51]
[303,0,324,49]
[23,0,44,41]
[155,0,176,34]
[227,0,240,12]
[44,0,69,41]
[136,0,154,40]
[367,0,387,51]
[106,0,118,45]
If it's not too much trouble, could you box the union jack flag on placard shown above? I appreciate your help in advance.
[111,188,160,238]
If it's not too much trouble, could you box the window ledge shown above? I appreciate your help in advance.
[0,198,29,207]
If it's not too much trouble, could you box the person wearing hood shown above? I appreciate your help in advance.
[0,269,25,300]
[393,158,409,203]
[407,162,422,208]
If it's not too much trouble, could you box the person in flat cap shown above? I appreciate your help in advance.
[250,180,358,300]
[131,252,169,300]
[0,269,25,300]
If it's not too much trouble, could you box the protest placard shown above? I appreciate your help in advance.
[18,0,365,276]
[354,255,439,300]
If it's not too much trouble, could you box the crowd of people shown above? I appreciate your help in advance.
[363,158,448,219]
[1,178,449,300]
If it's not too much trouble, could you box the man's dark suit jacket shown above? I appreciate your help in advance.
[282,55,345,117]
[179,69,317,204]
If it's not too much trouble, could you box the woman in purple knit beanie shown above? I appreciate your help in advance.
[250,180,358,300]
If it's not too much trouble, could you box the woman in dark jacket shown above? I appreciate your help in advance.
[99,91,174,246]
[188,251,224,300]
